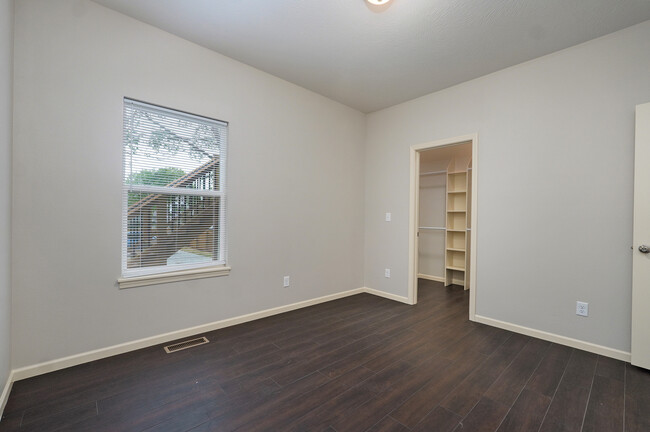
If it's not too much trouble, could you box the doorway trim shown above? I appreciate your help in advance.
[408,133,478,320]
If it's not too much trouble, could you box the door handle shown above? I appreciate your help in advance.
[640,245,650,254]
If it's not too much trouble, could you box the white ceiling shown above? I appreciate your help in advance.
[420,141,471,166]
[92,0,650,113]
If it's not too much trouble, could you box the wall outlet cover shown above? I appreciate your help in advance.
[576,301,588,317]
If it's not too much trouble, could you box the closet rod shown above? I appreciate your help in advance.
[420,170,447,176]
[419,226,446,230]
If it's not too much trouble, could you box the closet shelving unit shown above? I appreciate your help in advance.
[444,158,471,288]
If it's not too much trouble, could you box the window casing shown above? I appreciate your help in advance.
[121,98,227,282]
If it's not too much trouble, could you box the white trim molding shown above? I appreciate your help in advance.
[474,314,631,362]
[417,274,445,283]
[1,288,633,416]
[118,265,231,289]
[408,133,478,318]
[11,288,364,381]
[363,287,411,304]
[0,372,13,418]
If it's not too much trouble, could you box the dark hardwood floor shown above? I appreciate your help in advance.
[1,280,649,431]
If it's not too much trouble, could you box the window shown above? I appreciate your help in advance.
[120,98,228,287]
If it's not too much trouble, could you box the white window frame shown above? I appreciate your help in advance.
[118,98,230,289]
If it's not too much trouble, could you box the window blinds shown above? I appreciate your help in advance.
[122,98,228,278]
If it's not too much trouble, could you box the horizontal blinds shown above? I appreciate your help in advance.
[122,98,227,277]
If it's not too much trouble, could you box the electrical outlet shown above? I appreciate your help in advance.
[384,268,391,278]
[283,276,290,287]
[385,212,392,222]
[576,301,588,317]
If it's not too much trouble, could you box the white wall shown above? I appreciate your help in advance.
[10,0,650,371]
[0,0,13,395]
[12,0,366,368]
[417,171,446,279]
[365,20,650,352]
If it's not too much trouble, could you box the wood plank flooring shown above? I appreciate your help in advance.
[1,280,649,431]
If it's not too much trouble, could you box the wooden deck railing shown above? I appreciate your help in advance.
[126,157,219,268]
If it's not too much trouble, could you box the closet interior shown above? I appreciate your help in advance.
[418,142,472,289]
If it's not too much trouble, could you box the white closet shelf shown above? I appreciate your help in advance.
[446,265,465,271]
[446,247,465,252]
[420,170,447,176]
[447,190,467,194]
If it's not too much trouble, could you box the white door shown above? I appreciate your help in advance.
[632,102,650,369]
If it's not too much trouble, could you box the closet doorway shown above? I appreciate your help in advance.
[408,134,478,319]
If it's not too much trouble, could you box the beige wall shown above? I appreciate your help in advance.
[365,20,650,352]
[0,0,13,395]
[12,0,366,368]
[9,0,650,372]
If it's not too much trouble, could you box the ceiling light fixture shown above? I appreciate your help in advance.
[366,0,391,5]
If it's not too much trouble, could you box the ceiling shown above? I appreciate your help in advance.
[92,0,650,113]
[420,142,471,166]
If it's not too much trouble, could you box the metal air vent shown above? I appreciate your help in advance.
[164,336,209,353]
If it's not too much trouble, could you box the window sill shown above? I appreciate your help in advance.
[118,266,231,289]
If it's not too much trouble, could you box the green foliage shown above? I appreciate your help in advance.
[127,167,186,207]
[128,167,186,187]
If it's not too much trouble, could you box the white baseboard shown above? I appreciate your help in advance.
[11,288,366,382]
[5,289,631,413]
[363,287,411,305]
[474,314,631,362]
[417,274,445,283]
[0,372,13,418]
[417,274,465,288]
